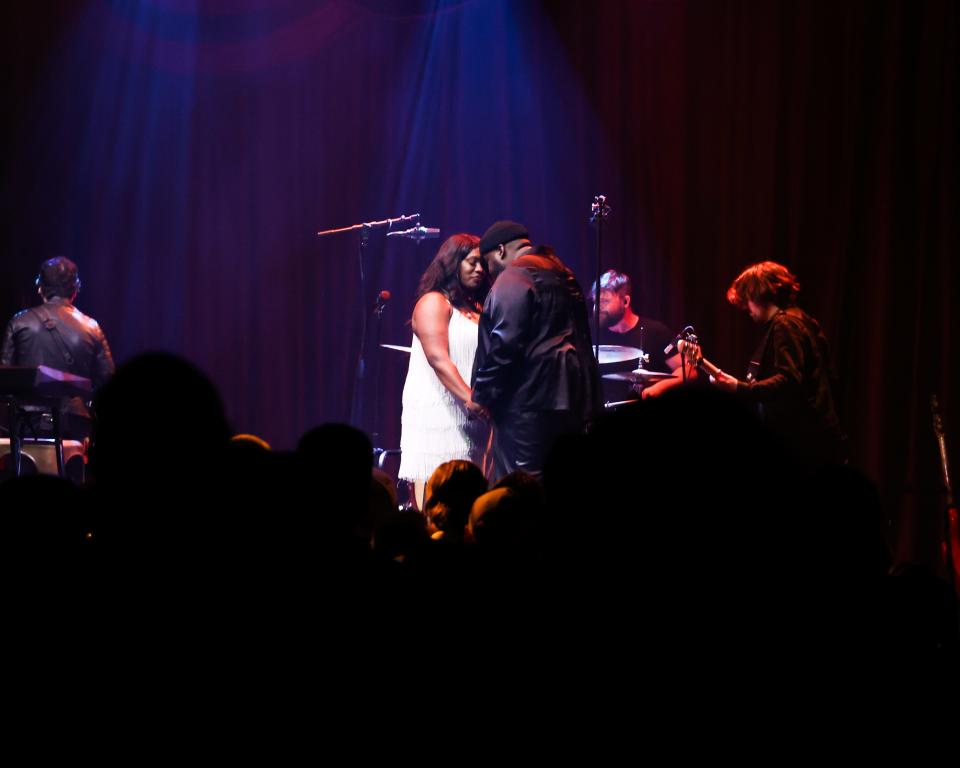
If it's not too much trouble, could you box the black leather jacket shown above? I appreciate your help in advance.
[472,247,602,423]
[2,298,115,419]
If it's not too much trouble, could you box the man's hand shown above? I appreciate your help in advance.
[641,378,675,399]
[465,397,491,421]
[709,370,739,393]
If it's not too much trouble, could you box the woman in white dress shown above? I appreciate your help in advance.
[399,233,491,510]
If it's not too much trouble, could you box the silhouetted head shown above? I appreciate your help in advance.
[90,352,231,487]
[297,422,372,496]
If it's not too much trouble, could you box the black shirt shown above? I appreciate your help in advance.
[599,315,674,373]
[598,315,674,404]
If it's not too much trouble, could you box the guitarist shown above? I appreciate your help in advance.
[710,261,845,468]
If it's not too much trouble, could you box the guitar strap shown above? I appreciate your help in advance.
[31,305,75,367]
[746,310,782,382]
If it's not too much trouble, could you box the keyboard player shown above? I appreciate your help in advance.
[2,257,115,439]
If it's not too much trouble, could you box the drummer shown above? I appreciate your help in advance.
[591,270,680,402]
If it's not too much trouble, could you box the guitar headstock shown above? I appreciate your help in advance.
[677,338,703,366]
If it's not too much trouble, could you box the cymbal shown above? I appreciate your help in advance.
[594,344,642,366]
[380,344,412,353]
[603,369,675,384]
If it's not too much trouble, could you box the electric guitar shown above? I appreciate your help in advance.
[931,395,960,597]
[676,337,724,380]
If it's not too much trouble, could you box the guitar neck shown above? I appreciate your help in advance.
[697,356,723,379]
[932,395,956,507]
[938,433,956,508]
[678,339,724,380]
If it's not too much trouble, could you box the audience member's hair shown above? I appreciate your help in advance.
[231,433,271,450]
[423,460,487,536]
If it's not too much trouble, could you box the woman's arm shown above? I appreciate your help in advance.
[412,292,473,405]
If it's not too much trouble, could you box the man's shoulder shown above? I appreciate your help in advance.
[495,263,537,288]
[509,255,548,273]
[637,316,672,336]
[55,302,105,335]
[71,306,104,334]
[519,249,569,268]
[512,251,578,294]
[7,308,36,328]
[774,307,816,333]
[769,308,823,352]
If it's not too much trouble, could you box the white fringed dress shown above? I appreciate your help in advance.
[398,302,489,482]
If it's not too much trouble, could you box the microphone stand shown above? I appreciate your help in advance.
[590,195,611,359]
[371,292,388,450]
[316,213,420,435]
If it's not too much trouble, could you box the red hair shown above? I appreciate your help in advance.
[726,261,800,309]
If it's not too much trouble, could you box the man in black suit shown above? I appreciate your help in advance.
[471,221,601,480]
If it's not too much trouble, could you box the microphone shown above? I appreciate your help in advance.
[386,225,440,242]
[374,289,391,316]
[664,325,695,356]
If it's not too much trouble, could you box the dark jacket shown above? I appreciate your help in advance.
[472,247,601,423]
[2,298,115,422]
[736,306,844,465]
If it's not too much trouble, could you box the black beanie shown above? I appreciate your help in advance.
[479,220,530,254]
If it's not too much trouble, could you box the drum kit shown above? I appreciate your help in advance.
[593,345,672,408]
[381,342,670,409]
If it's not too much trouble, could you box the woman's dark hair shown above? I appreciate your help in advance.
[415,233,487,311]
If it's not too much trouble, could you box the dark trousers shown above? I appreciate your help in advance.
[491,409,585,482]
